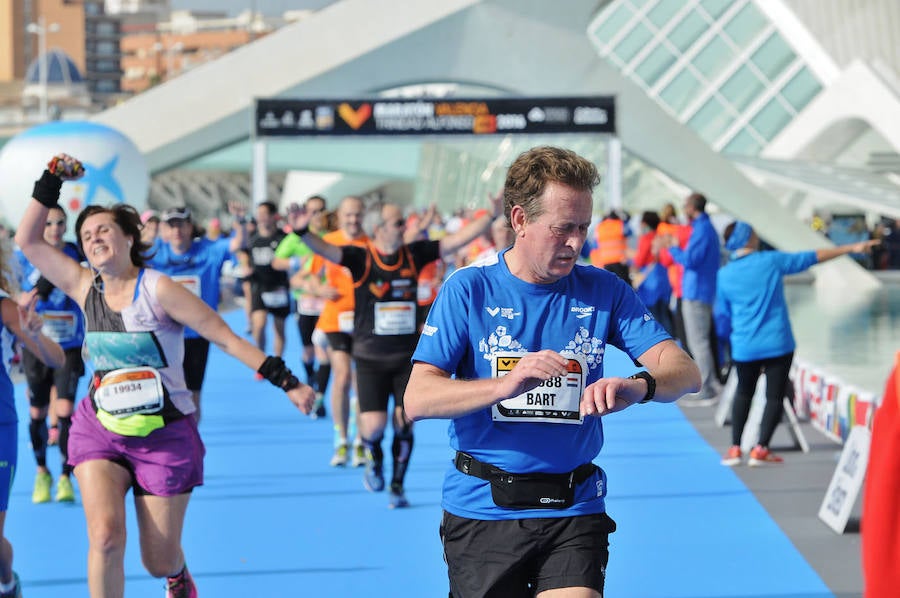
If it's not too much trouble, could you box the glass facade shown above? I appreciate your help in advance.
[587,0,825,156]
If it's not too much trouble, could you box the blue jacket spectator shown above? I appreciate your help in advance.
[669,211,719,304]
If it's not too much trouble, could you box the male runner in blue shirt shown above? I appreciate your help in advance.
[405,146,700,597]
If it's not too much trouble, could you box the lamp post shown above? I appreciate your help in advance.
[26,16,61,122]
[166,42,184,80]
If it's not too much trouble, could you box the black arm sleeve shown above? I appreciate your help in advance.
[339,245,368,281]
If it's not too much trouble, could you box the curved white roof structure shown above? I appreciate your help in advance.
[90,0,898,290]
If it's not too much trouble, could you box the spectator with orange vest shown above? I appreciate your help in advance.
[590,209,632,285]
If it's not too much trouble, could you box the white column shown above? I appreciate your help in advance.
[606,136,622,211]
[26,16,59,122]
[252,139,268,205]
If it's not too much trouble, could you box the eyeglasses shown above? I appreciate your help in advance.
[46,220,65,227]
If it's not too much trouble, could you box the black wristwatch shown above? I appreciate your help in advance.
[629,371,656,404]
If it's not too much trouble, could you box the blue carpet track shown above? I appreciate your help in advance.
[6,310,833,597]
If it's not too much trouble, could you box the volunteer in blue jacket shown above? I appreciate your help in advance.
[667,192,722,406]
[716,221,879,467]
[148,204,246,421]
[405,146,700,598]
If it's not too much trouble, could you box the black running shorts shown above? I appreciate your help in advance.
[24,347,84,406]
[440,510,616,597]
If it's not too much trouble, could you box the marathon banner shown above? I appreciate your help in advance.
[254,96,615,138]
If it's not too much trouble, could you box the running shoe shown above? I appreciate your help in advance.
[165,566,197,598]
[32,471,52,504]
[56,475,75,503]
[330,443,349,467]
[0,572,21,598]
[48,425,59,446]
[351,442,366,468]
[388,485,409,509]
[720,445,742,466]
[311,393,326,420]
[748,446,784,467]
[363,457,385,493]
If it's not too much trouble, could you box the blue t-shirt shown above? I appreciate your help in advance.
[412,248,671,520]
[16,244,86,350]
[715,250,817,362]
[669,213,720,304]
[0,292,17,425]
[636,263,672,307]
[148,237,233,338]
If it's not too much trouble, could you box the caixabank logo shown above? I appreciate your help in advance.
[0,121,149,228]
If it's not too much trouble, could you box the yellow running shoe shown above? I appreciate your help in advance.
[32,471,52,504]
[56,475,75,502]
[329,443,348,467]
[352,442,366,468]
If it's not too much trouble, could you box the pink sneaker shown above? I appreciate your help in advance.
[720,445,742,466]
[166,566,197,598]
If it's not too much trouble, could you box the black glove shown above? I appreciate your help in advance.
[32,170,62,208]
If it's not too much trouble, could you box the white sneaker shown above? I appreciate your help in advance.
[330,444,348,467]
[351,442,366,468]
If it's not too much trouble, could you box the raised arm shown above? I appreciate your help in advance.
[287,208,343,264]
[14,155,91,304]
[816,239,881,263]
[438,192,503,258]
[227,201,248,254]
[154,275,315,414]
[403,203,437,244]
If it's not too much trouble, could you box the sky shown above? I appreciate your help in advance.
[171,0,335,16]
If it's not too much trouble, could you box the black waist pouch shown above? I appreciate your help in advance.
[455,452,598,510]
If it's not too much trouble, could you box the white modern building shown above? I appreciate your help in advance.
[69,0,900,283]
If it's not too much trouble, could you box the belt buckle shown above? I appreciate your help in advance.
[457,452,472,475]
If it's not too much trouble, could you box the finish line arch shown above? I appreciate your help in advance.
[250,95,621,211]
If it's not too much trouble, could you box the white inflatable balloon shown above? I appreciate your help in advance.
[0,121,149,229]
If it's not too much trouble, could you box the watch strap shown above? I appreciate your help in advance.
[629,371,656,404]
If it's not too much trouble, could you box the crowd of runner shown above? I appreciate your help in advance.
[0,150,883,598]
